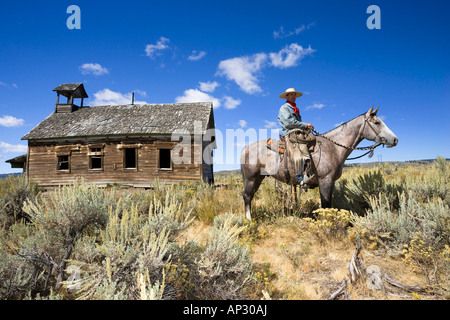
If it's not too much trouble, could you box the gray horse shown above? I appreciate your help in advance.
[240,106,398,220]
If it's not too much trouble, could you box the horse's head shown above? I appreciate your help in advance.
[363,106,398,148]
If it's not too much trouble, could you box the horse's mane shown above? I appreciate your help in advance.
[321,112,365,136]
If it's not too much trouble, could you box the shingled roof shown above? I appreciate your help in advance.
[22,102,214,140]
[53,83,88,98]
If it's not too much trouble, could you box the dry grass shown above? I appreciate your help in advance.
[213,162,450,300]
[248,215,430,300]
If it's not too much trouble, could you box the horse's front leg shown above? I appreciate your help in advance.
[318,176,335,208]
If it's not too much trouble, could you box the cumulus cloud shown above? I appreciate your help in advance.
[175,89,221,109]
[175,87,241,110]
[199,81,219,93]
[217,43,315,94]
[188,50,207,61]
[91,89,147,106]
[79,63,109,76]
[223,96,241,110]
[145,37,170,59]
[217,53,267,94]
[0,141,27,153]
[269,44,315,69]
[0,115,24,127]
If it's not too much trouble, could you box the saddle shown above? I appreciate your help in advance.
[267,129,317,186]
[266,131,316,154]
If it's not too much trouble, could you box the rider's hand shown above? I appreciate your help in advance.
[306,123,314,130]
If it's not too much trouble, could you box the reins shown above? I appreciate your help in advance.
[310,117,383,161]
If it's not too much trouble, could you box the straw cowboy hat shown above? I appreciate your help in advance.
[279,88,303,99]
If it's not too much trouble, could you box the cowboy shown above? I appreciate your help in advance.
[277,88,315,184]
[277,88,314,137]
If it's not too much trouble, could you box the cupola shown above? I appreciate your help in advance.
[53,83,88,113]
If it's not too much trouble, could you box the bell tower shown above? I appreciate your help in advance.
[53,83,88,113]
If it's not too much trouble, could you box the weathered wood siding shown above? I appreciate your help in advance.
[27,137,203,188]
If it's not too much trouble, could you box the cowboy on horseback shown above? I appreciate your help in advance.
[277,88,315,185]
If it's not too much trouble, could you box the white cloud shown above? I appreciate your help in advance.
[0,141,27,153]
[264,120,278,129]
[0,82,18,88]
[223,96,241,110]
[133,89,147,97]
[199,81,219,93]
[145,37,170,59]
[79,63,109,76]
[188,50,207,61]
[91,89,147,106]
[217,53,268,94]
[273,23,315,39]
[0,115,24,127]
[217,43,315,94]
[269,43,315,69]
[305,103,326,110]
[175,89,221,109]
[175,88,241,110]
[239,120,247,128]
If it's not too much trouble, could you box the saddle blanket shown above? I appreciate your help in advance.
[266,138,285,154]
[266,137,314,154]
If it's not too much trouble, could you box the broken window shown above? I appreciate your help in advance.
[57,155,70,171]
[159,148,171,170]
[89,148,103,170]
[124,148,137,169]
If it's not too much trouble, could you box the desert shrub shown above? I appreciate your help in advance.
[404,161,449,206]
[213,212,245,230]
[0,229,34,299]
[190,183,222,224]
[303,208,352,240]
[195,214,252,299]
[70,186,195,300]
[0,175,40,228]
[402,232,450,287]
[13,181,112,297]
[352,191,450,253]
[70,202,171,300]
[70,210,251,300]
[434,156,448,175]
[148,191,194,238]
[332,169,403,215]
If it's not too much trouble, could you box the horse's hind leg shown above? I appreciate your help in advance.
[243,174,265,220]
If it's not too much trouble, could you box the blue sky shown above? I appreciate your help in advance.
[0,0,449,173]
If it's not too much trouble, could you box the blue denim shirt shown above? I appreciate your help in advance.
[278,102,308,137]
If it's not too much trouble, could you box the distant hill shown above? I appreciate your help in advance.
[0,173,22,179]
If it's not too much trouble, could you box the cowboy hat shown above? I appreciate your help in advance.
[279,88,303,99]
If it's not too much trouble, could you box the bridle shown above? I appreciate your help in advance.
[311,114,383,160]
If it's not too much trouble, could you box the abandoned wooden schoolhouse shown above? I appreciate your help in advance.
[8,83,216,188]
